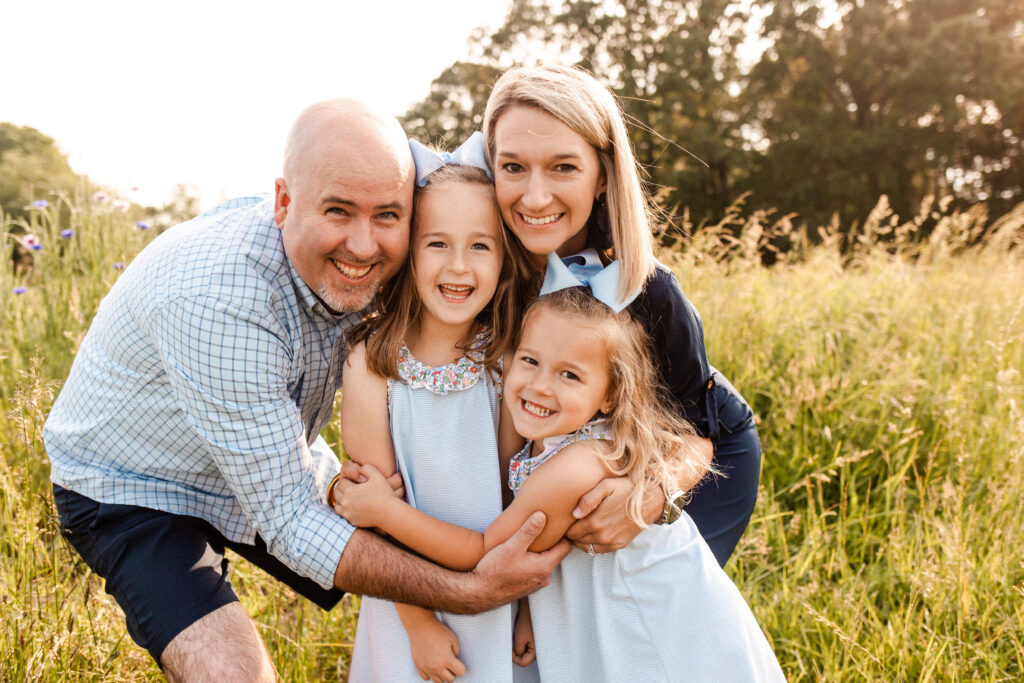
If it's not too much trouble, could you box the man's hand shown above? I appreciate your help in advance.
[406,617,466,683]
[333,514,568,616]
[465,512,570,612]
[564,476,664,553]
[336,459,405,499]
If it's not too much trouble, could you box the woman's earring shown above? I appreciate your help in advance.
[585,193,613,251]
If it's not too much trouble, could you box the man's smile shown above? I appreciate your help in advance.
[330,258,373,280]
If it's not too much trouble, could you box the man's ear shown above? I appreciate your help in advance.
[273,177,290,228]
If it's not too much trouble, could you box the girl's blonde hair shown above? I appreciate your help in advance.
[356,163,533,379]
[522,288,713,525]
[482,64,656,299]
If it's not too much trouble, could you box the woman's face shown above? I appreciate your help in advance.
[492,106,605,259]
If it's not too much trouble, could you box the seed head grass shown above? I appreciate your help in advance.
[2,194,1022,679]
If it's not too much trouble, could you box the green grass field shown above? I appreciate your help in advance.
[2,195,1022,680]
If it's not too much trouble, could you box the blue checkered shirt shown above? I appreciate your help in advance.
[44,195,359,589]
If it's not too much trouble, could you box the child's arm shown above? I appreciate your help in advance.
[395,604,466,682]
[336,439,610,570]
[340,342,464,680]
[512,597,535,667]
[339,341,396,476]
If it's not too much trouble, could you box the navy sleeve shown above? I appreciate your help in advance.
[629,265,718,440]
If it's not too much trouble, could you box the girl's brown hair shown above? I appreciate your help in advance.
[355,163,533,379]
[521,288,714,525]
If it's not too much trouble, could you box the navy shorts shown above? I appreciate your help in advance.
[52,485,344,664]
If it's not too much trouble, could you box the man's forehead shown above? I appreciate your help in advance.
[315,169,412,208]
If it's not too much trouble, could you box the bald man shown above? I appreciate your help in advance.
[43,100,568,681]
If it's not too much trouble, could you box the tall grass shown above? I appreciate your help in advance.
[2,194,1022,680]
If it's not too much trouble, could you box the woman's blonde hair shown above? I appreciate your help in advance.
[521,288,713,525]
[482,64,656,299]
[355,163,533,379]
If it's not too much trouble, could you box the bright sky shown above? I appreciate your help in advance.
[2,1,511,209]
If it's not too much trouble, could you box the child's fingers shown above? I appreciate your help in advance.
[358,462,384,479]
[449,655,466,677]
[340,459,366,483]
[385,471,406,498]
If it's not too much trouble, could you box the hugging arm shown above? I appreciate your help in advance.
[336,440,607,570]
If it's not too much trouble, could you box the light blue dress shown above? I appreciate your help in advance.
[349,340,516,682]
[511,419,786,682]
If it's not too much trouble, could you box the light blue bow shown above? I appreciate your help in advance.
[409,132,492,187]
[539,249,641,313]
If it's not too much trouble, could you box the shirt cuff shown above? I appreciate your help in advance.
[289,503,355,589]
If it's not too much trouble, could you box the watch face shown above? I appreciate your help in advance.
[666,505,682,524]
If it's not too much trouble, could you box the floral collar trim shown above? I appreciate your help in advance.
[508,418,611,493]
[395,331,489,395]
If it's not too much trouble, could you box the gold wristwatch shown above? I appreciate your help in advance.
[657,489,685,525]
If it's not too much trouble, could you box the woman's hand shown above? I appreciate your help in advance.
[332,463,400,528]
[564,476,663,553]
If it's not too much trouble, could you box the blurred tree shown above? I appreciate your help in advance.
[0,123,82,221]
[746,0,1024,227]
[403,0,1024,237]
[403,0,754,226]
[401,62,503,145]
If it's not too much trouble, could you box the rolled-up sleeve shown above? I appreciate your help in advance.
[150,293,353,589]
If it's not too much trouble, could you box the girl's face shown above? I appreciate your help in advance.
[412,182,504,331]
[505,306,614,442]
[492,106,606,260]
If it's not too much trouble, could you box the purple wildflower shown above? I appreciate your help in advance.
[135,221,150,230]
[61,229,75,238]
[112,199,131,213]
[21,234,43,251]
[32,199,49,208]
[113,262,126,270]
[13,287,27,295]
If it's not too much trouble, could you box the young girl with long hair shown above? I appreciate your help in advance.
[481,64,763,566]
[337,287,784,681]
[340,137,533,683]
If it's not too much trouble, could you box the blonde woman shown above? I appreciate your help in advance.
[482,64,762,567]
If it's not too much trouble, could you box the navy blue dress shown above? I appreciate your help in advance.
[628,264,761,566]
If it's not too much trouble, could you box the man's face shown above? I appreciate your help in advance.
[275,139,414,313]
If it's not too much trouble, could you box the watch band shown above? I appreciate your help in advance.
[657,488,686,525]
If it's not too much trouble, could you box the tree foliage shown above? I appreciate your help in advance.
[747,0,1024,227]
[402,0,1024,233]
[0,123,81,222]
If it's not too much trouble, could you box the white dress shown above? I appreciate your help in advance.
[511,419,786,682]
[349,341,516,682]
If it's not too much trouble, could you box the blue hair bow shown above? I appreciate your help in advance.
[539,249,641,313]
[409,132,492,187]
